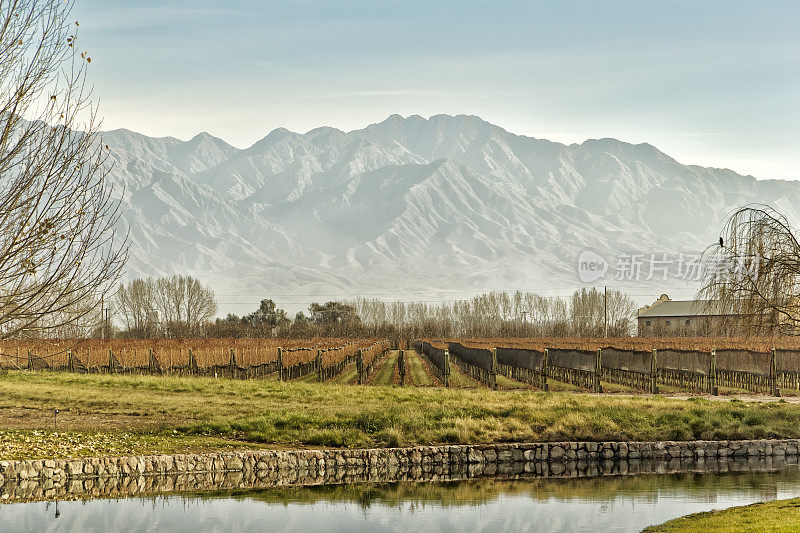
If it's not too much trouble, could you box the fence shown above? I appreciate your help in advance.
[600,348,656,393]
[0,339,388,383]
[495,347,548,390]
[446,342,496,388]
[546,348,601,392]
[656,349,711,393]
[418,340,800,396]
[413,341,450,387]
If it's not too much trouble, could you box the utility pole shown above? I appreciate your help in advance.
[100,296,104,340]
[604,286,608,338]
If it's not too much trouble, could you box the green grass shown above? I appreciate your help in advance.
[496,374,531,390]
[643,497,800,532]
[328,362,359,384]
[370,351,398,385]
[403,350,437,386]
[448,364,481,388]
[4,371,800,459]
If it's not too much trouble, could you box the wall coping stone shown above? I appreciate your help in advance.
[0,439,799,483]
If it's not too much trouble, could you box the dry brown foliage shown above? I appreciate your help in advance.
[0,338,382,369]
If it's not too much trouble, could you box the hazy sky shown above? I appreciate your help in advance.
[74,0,800,179]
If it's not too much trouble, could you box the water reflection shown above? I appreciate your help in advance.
[3,469,800,532]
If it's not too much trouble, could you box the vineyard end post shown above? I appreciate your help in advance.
[490,348,498,390]
[542,349,549,391]
[594,349,602,393]
[650,348,658,394]
[771,348,781,397]
[710,349,718,396]
[444,349,450,388]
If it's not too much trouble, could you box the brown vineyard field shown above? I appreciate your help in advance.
[0,338,382,370]
[424,337,800,353]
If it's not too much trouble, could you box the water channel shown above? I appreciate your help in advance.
[2,466,799,532]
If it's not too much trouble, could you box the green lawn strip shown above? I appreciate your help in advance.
[448,363,483,388]
[4,372,800,455]
[328,362,359,385]
[403,350,437,386]
[495,374,531,390]
[369,351,398,386]
[600,381,641,394]
[642,497,800,532]
[294,372,319,383]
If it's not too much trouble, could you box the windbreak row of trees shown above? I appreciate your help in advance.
[111,285,637,339]
[347,288,637,338]
[115,275,217,338]
[207,300,361,338]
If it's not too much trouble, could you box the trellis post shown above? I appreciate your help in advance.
[542,349,549,391]
[188,348,197,375]
[443,348,450,388]
[593,349,602,393]
[357,349,364,384]
[316,349,323,382]
[709,349,718,396]
[277,347,284,381]
[771,349,781,397]
[650,348,658,394]
[490,348,498,389]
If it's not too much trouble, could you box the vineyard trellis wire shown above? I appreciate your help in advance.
[420,337,799,396]
[0,338,391,383]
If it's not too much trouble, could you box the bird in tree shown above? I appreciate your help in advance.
[719,236,724,247]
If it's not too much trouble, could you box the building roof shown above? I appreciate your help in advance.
[638,299,723,318]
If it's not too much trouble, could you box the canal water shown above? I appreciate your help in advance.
[2,468,799,532]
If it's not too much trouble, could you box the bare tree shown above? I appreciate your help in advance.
[116,276,216,337]
[115,278,157,337]
[699,205,800,336]
[0,0,127,339]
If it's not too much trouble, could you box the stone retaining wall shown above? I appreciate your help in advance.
[1,439,799,502]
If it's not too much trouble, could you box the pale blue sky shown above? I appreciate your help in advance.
[74,0,800,179]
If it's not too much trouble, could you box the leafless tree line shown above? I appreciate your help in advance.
[346,288,636,338]
[115,275,217,338]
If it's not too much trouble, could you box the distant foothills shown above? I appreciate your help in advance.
[101,114,800,316]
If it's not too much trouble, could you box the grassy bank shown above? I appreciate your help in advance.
[643,498,800,532]
[3,371,800,459]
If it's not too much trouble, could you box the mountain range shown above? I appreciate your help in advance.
[100,114,800,315]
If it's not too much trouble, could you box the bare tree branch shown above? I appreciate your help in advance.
[699,205,800,336]
[0,0,128,339]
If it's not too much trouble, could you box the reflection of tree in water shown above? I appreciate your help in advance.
[185,469,800,511]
